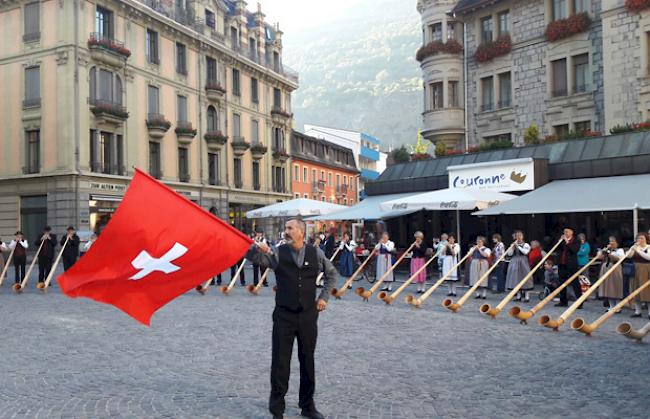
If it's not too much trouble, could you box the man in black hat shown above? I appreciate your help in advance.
[247,218,338,419]
[9,231,28,284]
[35,226,57,286]
[61,226,80,271]
[556,227,582,307]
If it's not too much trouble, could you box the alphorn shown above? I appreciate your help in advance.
[509,254,600,324]
[38,235,70,291]
[315,246,341,286]
[220,258,247,295]
[443,243,515,313]
[481,238,563,319]
[539,247,635,331]
[331,249,377,299]
[572,279,650,336]
[617,321,650,342]
[13,240,45,293]
[196,277,213,294]
[0,246,16,287]
[356,242,416,302]
[406,247,474,308]
[247,268,272,295]
[379,250,440,305]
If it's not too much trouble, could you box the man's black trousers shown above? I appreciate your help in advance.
[269,305,318,416]
[558,264,582,304]
[38,257,53,282]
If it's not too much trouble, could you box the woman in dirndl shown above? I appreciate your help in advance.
[630,232,650,318]
[469,236,492,299]
[506,230,532,302]
[411,231,427,293]
[375,232,395,292]
[442,235,461,296]
[338,232,357,277]
[597,236,625,313]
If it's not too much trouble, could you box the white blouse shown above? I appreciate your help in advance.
[506,242,530,256]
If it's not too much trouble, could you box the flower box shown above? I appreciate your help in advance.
[204,131,228,146]
[88,33,131,58]
[545,13,591,43]
[625,0,650,13]
[474,35,511,63]
[415,39,463,62]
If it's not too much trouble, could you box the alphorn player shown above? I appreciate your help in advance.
[469,236,491,299]
[35,226,57,287]
[597,236,625,313]
[376,232,396,292]
[630,232,650,318]
[442,235,461,296]
[246,218,336,419]
[9,231,28,285]
[338,232,357,289]
[61,226,80,271]
[411,231,427,293]
[556,227,582,308]
[0,238,8,272]
[505,230,532,302]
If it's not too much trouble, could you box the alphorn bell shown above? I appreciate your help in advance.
[481,238,563,319]
[38,235,70,291]
[509,254,600,324]
[571,278,650,336]
[247,268,272,295]
[13,239,45,293]
[443,243,515,313]
[406,247,474,308]
[617,321,650,342]
[331,249,377,299]
[315,246,341,286]
[0,245,16,287]
[220,258,247,295]
[356,242,416,302]
[380,249,440,304]
[196,277,213,294]
[539,247,635,331]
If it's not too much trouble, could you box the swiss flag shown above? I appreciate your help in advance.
[58,169,252,325]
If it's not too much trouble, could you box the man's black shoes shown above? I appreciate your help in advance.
[301,409,325,419]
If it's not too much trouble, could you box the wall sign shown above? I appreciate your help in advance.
[447,158,535,192]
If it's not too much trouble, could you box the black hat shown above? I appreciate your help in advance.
[67,226,75,231]
[564,226,574,232]
[15,231,23,235]
[43,226,52,231]
[255,227,264,234]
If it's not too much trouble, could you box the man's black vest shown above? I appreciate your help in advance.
[275,244,320,311]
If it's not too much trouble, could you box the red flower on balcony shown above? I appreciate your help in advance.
[410,153,432,161]
[88,33,131,58]
[175,122,197,137]
[625,0,650,12]
[545,13,591,43]
[415,39,464,62]
[474,35,511,63]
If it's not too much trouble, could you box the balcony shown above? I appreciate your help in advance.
[311,181,320,193]
[360,168,380,182]
[175,121,197,144]
[231,137,250,157]
[23,98,41,109]
[250,143,268,160]
[88,33,130,68]
[90,99,129,125]
[205,83,226,101]
[421,107,465,139]
[146,113,171,139]
[272,148,290,163]
[204,131,228,149]
[22,165,39,174]
[360,145,380,162]
[271,107,293,125]
[336,184,349,198]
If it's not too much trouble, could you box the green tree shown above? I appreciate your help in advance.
[391,145,410,163]
[524,124,540,145]
[434,141,447,157]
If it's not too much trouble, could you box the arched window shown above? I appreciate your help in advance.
[207,106,218,131]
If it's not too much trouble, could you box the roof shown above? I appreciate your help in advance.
[365,132,650,196]
[451,0,502,15]
[291,130,359,173]
[306,192,421,221]
[223,0,277,40]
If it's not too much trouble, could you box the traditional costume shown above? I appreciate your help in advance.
[375,240,395,291]
[469,246,491,298]
[506,241,532,301]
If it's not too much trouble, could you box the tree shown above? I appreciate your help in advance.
[391,146,410,163]
[434,141,447,157]
[524,124,540,145]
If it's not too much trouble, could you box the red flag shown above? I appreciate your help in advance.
[58,169,252,325]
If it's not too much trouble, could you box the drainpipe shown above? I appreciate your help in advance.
[462,16,469,152]
[73,0,80,227]
[198,42,204,207]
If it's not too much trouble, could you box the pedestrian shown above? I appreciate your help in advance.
[338,232,356,286]
[61,226,81,271]
[442,235,460,296]
[253,228,268,287]
[35,226,57,286]
[556,227,582,307]
[543,258,560,295]
[492,233,506,293]
[376,232,395,292]
[9,231,28,284]
[577,233,591,279]
[506,230,532,302]
[246,218,336,419]
[323,229,337,259]
[597,236,625,313]
[528,240,545,285]
[630,232,650,318]
[469,236,491,299]
[436,233,448,272]
[410,231,427,293]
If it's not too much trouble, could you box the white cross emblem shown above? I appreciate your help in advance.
[129,242,189,280]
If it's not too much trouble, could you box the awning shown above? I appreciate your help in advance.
[473,174,650,216]
[246,198,347,218]
[380,188,516,212]
[306,192,420,221]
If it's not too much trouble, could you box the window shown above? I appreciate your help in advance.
[25,130,40,174]
[251,77,259,103]
[251,120,259,144]
[447,22,457,41]
[303,167,308,183]
[321,197,325,202]
[312,169,316,184]
[430,82,443,109]
[95,6,113,39]
[321,170,325,180]
[24,66,40,108]
[273,51,280,72]
[553,0,567,20]
[208,152,220,185]
[149,141,161,178]
[573,53,589,93]
[230,27,238,50]
[273,88,281,109]
[336,174,341,187]
[90,130,124,175]
[328,172,333,186]
[177,95,188,123]
[24,2,40,42]
[480,16,493,43]
[148,85,159,115]
[176,42,187,75]
[573,0,588,13]
[448,81,459,107]
[249,37,257,59]
[431,22,442,42]
[551,58,567,97]
[574,120,591,133]
[233,114,241,138]
[146,29,159,64]
[253,162,260,190]
[205,9,215,29]
[272,127,284,150]
[178,147,189,181]
[554,124,570,136]
[294,165,299,181]
[207,106,218,131]
[234,158,242,188]
[206,57,217,85]
[498,72,511,108]
[304,194,308,199]
[481,76,494,111]
[232,69,240,96]
[272,166,285,192]
[498,11,509,36]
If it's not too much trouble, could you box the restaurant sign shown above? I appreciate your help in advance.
[447,158,535,192]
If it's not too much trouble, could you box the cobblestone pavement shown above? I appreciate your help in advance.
[1,265,649,418]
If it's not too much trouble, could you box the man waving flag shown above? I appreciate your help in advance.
[58,169,252,325]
